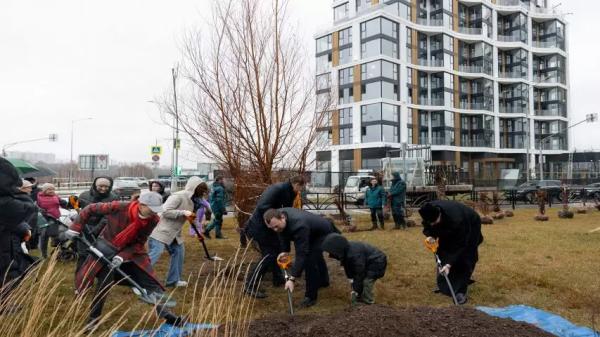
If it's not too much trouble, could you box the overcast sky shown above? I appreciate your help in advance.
[0,0,598,168]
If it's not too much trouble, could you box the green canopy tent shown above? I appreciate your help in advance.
[6,158,39,175]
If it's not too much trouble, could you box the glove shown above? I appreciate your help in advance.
[351,291,359,305]
[64,229,80,240]
[111,256,124,269]
[439,264,451,276]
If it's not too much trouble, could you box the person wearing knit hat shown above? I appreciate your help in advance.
[419,200,484,305]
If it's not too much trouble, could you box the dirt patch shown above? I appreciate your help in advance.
[246,305,554,337]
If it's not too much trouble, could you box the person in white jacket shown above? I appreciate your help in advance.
[148,176,204,287]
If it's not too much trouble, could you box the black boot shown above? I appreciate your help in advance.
[298,297,317,308]
[244,287,268,299]
[369,223,377,231]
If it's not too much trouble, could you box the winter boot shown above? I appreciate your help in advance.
[369,223,377,231]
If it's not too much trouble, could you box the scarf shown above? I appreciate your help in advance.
[112,200,154,249]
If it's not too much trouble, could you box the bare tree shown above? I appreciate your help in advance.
[158,0,332,228]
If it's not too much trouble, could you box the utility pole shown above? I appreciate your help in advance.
[171,67,180,192]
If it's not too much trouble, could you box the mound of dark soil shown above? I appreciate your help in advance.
[247,305,554,337]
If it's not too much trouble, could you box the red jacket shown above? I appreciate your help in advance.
[70,201,163,293]
[37,193,61,219]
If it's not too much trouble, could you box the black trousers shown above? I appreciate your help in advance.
[303,245,329,300]
[89,262,162,321]
[244,227,284,291]
[369,208,384,228]
[436,261,475,296]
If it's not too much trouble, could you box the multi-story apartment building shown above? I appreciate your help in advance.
[314,0,569,181]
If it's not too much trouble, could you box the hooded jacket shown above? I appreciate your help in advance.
[389,172,406,208]
[277,208,339,278]
[75,176,120,252]
[0,157,37,286]
[151,176,203,245]
[321,233,387,294]
[421,200,484,269]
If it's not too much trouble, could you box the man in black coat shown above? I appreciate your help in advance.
[75,176,119,270]
[0,158,37,310]
[243,176,305,298]
[419,200,484,305]
[264,207,339,308]
[321,233,387,305]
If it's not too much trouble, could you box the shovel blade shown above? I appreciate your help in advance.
[208,255,224,261]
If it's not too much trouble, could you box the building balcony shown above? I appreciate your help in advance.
[416,59,444,67]
[416,18,444,26]
[497,34,522,43]
[496,0,520,6]
[458,65,484,74]
[431,137,454,146]
[498,71,525,79]
[532,40,561,49]
[533,75,564,84]
[459,101,493,111]
[499,105,528,114]
[417,97,445,106]
[457,27,482,35]
[461,139,493,147]
[535,108,566,117]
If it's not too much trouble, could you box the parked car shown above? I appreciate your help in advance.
[115,176,149,189]
[112,179,142,200]
[510,180,563,203]
[571,182,600,201]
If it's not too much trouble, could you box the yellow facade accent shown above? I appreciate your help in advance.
[332,31,340,67]
[353,149,362,171]
[412,109,419,145]
[332,110,340,145]
[353,64,362,102]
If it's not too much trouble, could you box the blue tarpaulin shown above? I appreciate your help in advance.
[478,305,599,337]
[111,323,219,337]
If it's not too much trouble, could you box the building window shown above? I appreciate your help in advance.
[316,34,332,53]
[316,73,331,91]
[356,0,373,12]
[361,39,398,59]
[339,67,354,85]
[360,17,398,40]
[334,2,349,21]
[340,107,353,125]
[361,60,398,81]
[340,127,353,144]
[316,53,332,74]
[339,27,352,46]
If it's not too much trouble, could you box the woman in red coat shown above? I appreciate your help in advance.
[66,192,169,329]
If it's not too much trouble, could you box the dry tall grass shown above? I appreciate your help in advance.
[0,246,256,337]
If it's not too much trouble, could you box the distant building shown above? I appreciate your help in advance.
[7,151,56,164]
[314,0,569,181]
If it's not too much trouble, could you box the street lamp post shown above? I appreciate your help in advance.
[538,113,597,180]
[70,117,93,186]
[2,134,58,157]
[171,67,180,192]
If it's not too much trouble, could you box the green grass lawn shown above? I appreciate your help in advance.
[13,207,600,335]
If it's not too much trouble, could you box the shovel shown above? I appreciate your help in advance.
[189,219,224,261]
[424,238,459,305]
[276,254,294,315]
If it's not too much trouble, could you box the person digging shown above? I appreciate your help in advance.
[264,207,339,308]
[419,201,484,305]
[64,192,177,330]
[321,233,387,305]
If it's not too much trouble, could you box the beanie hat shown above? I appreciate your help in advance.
[419,203,441,223]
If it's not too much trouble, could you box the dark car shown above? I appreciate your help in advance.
[512,180,563,203]
[112,179,142,200]
[571,182,600,201]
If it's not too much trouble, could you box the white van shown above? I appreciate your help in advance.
[344,174,375,204]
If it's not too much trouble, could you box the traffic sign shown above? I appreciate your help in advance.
[151,146,162,155]
[79,154,109,171]
[152,155,160,162]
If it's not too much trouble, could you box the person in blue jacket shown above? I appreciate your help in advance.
[204,176,227,239]
[389,172,407,229]
[364,178,386,230]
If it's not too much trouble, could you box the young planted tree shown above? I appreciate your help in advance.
[159,0,332,229]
